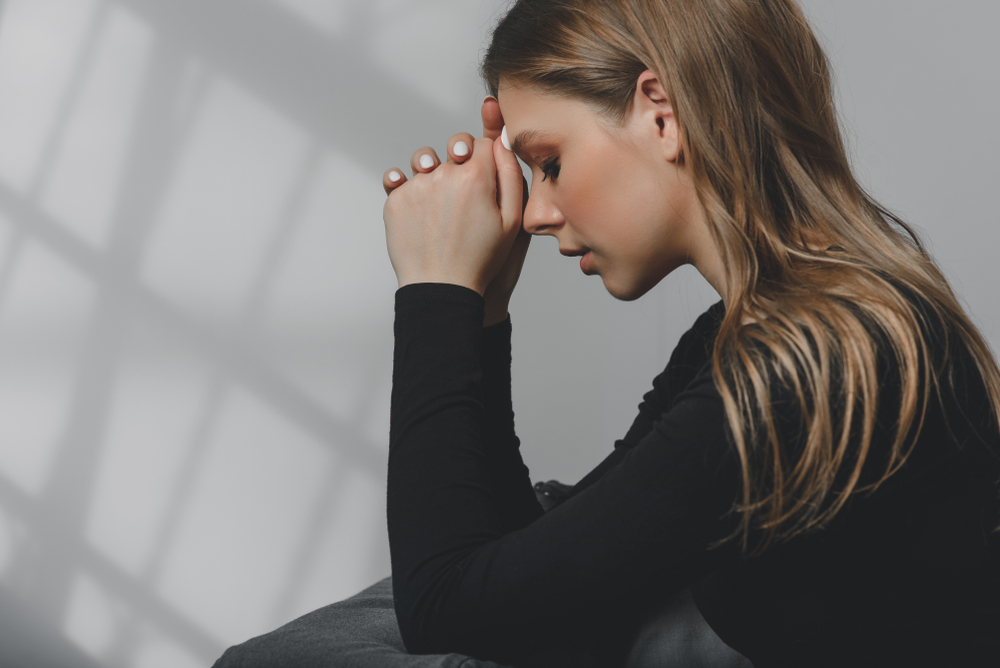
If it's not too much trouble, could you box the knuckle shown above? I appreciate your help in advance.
[463,160,485,180]
[438,161,454,174]
[459,166,480,185]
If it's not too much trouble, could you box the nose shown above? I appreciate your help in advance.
[522,186,564,236]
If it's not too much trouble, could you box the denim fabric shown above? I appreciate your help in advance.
[212,577,508,668]
[213,577,753,668]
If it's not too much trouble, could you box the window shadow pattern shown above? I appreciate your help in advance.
[0,0,494,666]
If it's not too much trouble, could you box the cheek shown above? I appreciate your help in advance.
[563,146,649,239]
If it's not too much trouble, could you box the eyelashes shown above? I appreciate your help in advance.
[540,157,561,182]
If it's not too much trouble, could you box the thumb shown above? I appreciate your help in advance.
[493,138,524,233]
[481,95,503,141]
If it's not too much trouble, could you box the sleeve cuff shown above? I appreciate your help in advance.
[395,282,484,310]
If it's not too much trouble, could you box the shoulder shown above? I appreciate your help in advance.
[669,300,726,371]
[660,299,726,391]
[693,300,726,339]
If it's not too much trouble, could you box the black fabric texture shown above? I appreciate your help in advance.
[388,282,1000,667]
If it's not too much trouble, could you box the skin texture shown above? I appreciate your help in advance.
[501,72,725,303]
[383,98,530,326]
[381,71,728,314]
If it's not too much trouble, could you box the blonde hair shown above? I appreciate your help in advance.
[482,0,1000,553]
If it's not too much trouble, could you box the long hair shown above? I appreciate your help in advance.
[481,0,1000,553]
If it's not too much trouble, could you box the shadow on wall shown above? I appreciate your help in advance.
[3,0,995,666]
[0,0,499,666]
[0,584,103,668]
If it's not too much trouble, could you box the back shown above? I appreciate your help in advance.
[693,314,1000,666]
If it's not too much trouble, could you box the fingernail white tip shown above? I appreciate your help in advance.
[419,154,434,169]
[388,170,401,182]
[453,141,470,156]
[500,125,511,151]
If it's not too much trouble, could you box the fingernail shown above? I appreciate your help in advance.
[419,154,434,169]
[388,170,401,183]
[500,125,511,151]
[483,94,497,104]
[453,141,470,157]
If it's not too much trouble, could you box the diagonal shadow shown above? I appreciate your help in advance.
[0,22,382,664]
[0,583,105,668]
[19,26,214,639]
[25,0,112,198]
[0,0,458,664]
[118,0,480,177]
[107,147,330,663]
[0,474,223,662]
[0,183,385,478]
[0,0,110,325]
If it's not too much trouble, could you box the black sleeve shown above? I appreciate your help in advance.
[480,314,546,531]
[571,300,725,493]
[388,284,740,663]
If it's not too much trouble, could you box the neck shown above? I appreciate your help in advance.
[686,209,729,308]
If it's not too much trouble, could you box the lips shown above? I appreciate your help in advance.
[558,247,595,274]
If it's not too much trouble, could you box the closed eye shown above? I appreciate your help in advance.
[540,157,561,182]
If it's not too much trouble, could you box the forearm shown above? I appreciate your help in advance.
[389,283,538,656]
[388,285,738,661]
[481,314,545,531]
[388,286,540,644]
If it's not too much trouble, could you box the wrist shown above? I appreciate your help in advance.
[397,274,485,297]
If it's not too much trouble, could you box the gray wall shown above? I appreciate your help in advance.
[0,1,995,666]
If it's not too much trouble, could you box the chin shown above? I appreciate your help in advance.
[602,276,654,302]
[602,262,680,301]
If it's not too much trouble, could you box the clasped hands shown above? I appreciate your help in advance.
[382,97,531,327]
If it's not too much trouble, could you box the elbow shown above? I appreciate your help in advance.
[394,603,428,654]
[392,575,482,656]
[392,577,446,655]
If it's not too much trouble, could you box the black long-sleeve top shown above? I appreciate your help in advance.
[387,283,1000,667]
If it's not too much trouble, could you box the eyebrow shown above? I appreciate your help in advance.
[510,129,547,155]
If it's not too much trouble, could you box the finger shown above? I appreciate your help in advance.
[482,95,503,141]
[383,167,407,195]
[493,137,524,232]
[410,147,440,176]
[447,132,476,164]
[469,136,499,186]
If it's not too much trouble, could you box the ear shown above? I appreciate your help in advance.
[631,70,682,163]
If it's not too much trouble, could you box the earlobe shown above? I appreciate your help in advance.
[662,112,683,164]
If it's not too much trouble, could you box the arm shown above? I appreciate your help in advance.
[388,285,740,662]
[571,300,726,495]
[480,313,545,531]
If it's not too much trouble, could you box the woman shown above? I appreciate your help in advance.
[380,0,1000,665]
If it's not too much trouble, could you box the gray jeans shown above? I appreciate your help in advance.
[212,577,752,668]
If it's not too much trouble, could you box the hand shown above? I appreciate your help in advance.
[479,96,531,327]
[382,132,522,297]
[383,97,530,326]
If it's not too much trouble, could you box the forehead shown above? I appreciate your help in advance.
[497,82,602,151]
